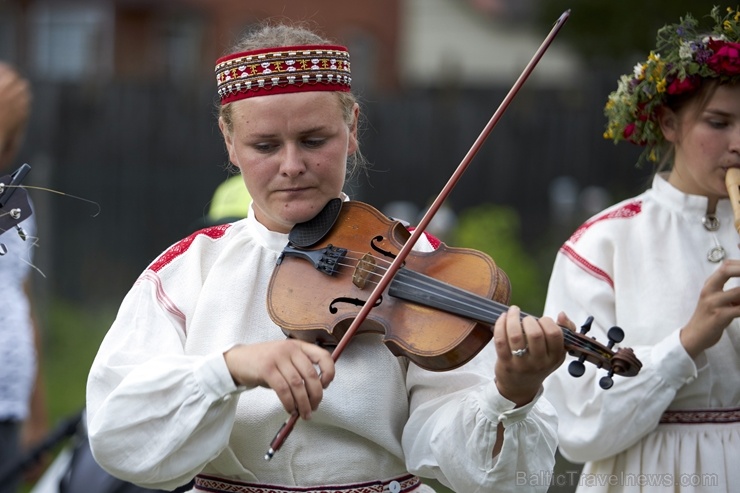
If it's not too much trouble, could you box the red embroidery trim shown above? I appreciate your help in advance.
[149,225,230,273]
[659,407,740,424]
[194,473,421,493]
[558,200,642,288]
[137,271,186,324]
[215,45,351,104]
[569,200,642,244]
[560,244,614,288]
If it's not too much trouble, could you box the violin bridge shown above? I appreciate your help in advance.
[353,253,376,289]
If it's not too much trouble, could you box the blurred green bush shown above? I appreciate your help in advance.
[452,203,548,314]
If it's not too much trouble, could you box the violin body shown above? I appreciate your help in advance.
[267,200,512,371]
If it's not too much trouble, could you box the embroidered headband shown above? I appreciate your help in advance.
[215,44,351,105]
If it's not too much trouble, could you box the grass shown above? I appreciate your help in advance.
[17,299,115,492]
[41,299,115,423]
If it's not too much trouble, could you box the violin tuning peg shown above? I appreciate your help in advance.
[599,375,614,389]
[568,359,586,378]
[606,326,625,348]
[599,367,616,389]
[579,316,594,335]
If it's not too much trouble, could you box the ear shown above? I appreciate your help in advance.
[347,103,360,156]
[219,117,240,170]
[658,106,679,144]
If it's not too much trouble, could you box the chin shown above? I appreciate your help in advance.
[292,198,332,220]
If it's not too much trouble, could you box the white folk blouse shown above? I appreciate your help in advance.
[544,174,740,493]
[87,201,560,493]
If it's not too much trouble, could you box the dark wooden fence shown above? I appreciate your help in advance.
[16,73,649,306]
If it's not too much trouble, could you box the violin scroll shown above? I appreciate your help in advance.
[565,315,642,389]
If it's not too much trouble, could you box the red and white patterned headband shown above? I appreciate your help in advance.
[215,44,351,105]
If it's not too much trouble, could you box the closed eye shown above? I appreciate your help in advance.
[708,119,729,129]
[303,138,326,149]
[252,141,280,153]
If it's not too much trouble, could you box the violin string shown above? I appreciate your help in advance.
[336,250,532,321]
[329,249,604,354]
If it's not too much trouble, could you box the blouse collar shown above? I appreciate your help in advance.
[651,173,732,218]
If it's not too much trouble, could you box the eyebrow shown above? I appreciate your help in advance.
[250,126,327,139]
[704,108,733,117]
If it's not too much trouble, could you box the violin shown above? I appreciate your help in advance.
[268,198,642,384]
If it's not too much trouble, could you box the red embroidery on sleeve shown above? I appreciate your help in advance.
[149,224,231,273]
[560,244,614,288]
[569,200,642,243]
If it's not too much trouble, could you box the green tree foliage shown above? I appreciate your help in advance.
[537,0,726,63]
[452,204,546,314]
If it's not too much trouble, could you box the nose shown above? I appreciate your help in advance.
[280,143,307,177]
[731,127,740,155]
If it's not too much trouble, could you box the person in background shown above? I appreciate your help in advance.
[86,21,567,493]
[543,7,740,492]
[0,61,49,492]
[206,174,251,225]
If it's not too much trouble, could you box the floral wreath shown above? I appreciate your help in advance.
[604,6,740,166]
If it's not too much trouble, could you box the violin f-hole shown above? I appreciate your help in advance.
[329,296,383,314]
[370,235,398,260]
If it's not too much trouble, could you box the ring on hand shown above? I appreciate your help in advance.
[511,347,528,357]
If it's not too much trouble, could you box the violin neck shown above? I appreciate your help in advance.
[389,268,589,354]
[389,267,514,327]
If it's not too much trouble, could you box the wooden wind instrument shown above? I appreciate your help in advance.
[726,167,740,234]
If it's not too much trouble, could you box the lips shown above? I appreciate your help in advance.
[277,187,311,194]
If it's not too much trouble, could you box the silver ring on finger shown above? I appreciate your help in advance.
[511,347,529,357]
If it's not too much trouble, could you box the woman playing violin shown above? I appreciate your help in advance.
[543,7,740,492]
[86,22,565,493]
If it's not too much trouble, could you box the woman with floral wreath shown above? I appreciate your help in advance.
[543,6,740,493]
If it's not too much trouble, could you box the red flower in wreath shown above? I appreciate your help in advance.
[623,122,636,139]
[706,39,740,75]
[667,76,698,95]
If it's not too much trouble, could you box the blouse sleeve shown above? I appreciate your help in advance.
[86,275,242,491]
[402,342,559,493]
[542,251,699,464]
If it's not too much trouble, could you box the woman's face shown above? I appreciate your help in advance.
[662,84,740,203]
[220,91,358,233]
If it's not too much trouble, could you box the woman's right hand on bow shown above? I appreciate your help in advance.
[224,339,335,420]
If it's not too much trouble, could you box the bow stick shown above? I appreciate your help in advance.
[266,9,572,460]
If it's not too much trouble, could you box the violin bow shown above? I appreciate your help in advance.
[266,10,572,460]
